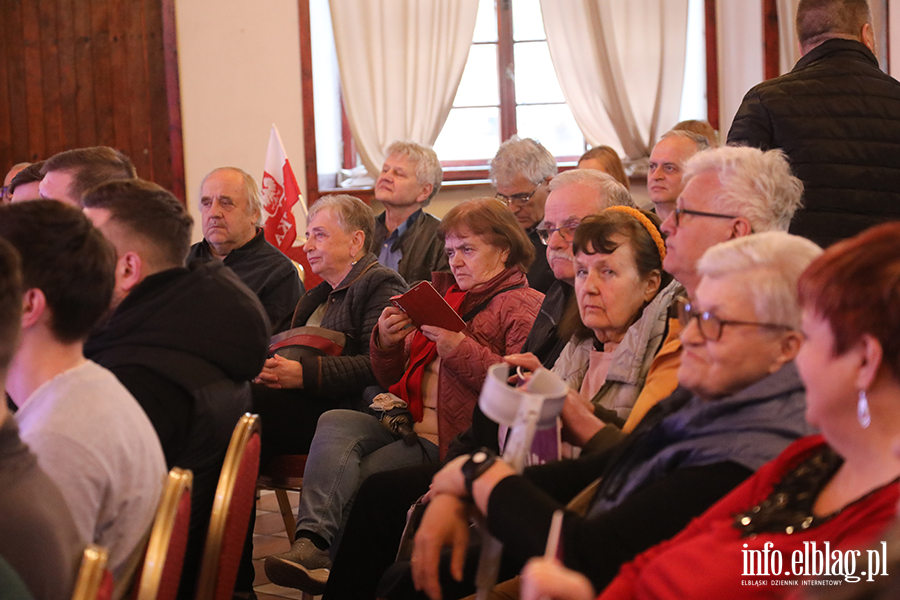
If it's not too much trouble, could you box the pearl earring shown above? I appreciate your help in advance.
[857,389,871,429]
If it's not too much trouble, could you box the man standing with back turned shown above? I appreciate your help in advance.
[728,0,900,246]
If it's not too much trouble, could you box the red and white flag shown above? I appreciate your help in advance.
[262,124,308,252]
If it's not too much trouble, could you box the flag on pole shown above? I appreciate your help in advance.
[262,124,308,252]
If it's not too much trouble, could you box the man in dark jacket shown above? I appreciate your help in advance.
[371,141,450,284]
[82,179,270,599]
[727,0,900,247]
[490,137,557,294]
[189,166,304,330]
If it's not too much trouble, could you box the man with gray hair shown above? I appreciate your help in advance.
[490,136,557,293]
[728,0,900,247]
[188,166,303,330]
[662,146,805,300]
[371,141,449,284]
[647,129,709,221]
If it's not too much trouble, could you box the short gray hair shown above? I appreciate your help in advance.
[683,146,803,233]
[548,169,635,210]
[490,136,557,186]
[797,0,871,52]
[384,141,443,204]
[308,194,376,254]
[669,120,719,148]
[660,129,711,153]
[697,232,823,328]
[200,167,262,226]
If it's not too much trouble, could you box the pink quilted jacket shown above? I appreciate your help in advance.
[370,268,544,458]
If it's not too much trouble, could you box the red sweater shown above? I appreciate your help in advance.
[599,435,899,600]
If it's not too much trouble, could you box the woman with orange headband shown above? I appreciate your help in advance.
[508,206,678,455]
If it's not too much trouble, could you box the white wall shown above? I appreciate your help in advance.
[174,0,306,242]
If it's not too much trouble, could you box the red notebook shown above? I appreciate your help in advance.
[391,281,467,332]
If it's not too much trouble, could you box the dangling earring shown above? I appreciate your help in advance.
[857,389,871,429]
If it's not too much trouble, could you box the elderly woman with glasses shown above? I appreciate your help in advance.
[389,231,820,600]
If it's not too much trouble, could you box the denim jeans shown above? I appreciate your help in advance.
[294,409,439,552]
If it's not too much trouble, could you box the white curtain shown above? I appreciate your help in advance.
[329,0,479,176]
[540,0,689,161]
[777,0,801,75]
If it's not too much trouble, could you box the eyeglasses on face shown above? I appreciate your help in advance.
[536,219,580,245]
[495,180,545,208]
[676,299,793,342]
[673,207,738,228]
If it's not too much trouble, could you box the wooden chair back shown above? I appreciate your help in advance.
[72,545,112,600]
[194,413,261,600]
[134,468,193,600]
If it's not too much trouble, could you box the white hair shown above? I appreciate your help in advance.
[683,146,803,233]
[490,136,558,186]
[548,169,635,209]
[308,194,376,253]
[697,232,823,328]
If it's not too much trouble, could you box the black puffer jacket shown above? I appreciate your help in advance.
[727,39,900,247]
[84,261,269,599]
[288,252,408,397]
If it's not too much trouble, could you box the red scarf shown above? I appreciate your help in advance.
[388,267,526,422]
[389,285,466,422]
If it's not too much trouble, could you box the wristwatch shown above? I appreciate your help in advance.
[461,448,499,497]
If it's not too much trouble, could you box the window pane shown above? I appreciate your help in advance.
[512,0,546,41]
[517,104,584,157]
[472,0,498,43]
[434,107,501,161]
[679,0,708,121]
[454,44,500,107]
[514,41,565,104]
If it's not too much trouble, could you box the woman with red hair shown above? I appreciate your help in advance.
[521,221,900,600]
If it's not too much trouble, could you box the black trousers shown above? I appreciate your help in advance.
[234,384,336,594]
[322,463,440,599]
[250,383,339,461]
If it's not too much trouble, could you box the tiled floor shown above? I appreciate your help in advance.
[253,490,320,600]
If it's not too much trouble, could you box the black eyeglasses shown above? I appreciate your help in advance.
[495,180,545,208]
[536,219,580,245]
[677,299,794,341]
[673,207,738,227]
